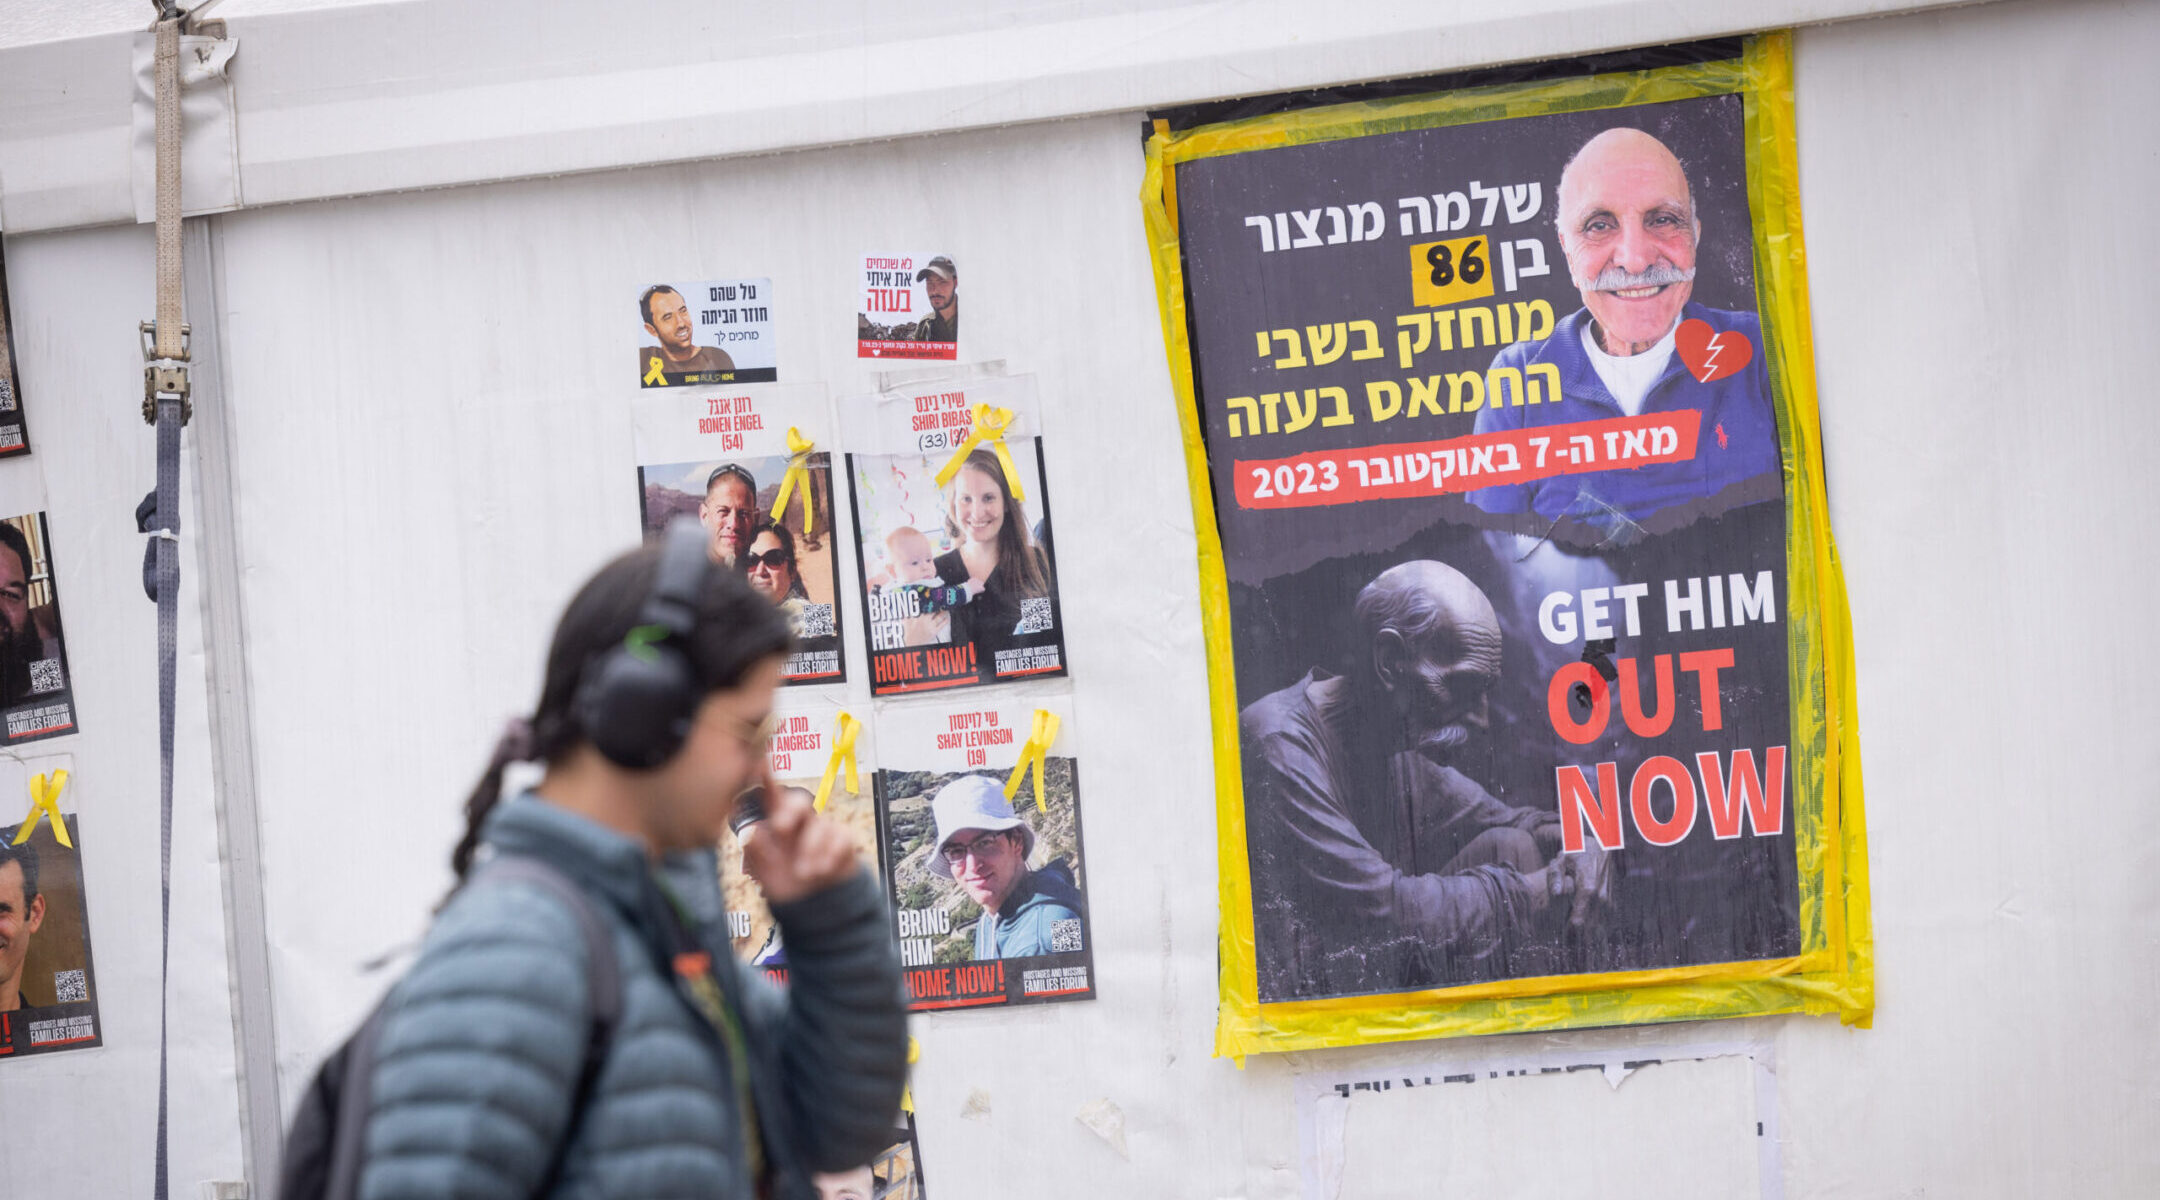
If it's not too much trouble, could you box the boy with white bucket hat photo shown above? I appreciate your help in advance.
[928,775,1084,960]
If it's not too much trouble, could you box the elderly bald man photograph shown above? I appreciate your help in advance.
[1469,126,1782,533]
[1240,560,1613,1000]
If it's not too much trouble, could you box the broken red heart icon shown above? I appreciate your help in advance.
[1675,318,1753,383]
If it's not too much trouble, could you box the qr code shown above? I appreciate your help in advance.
[28,658,62,695]
[0,378,15,412]
[1050,918,1083,953]
[52,969,86,1003]
[1015,597,1054,635]
[796,602,835,639]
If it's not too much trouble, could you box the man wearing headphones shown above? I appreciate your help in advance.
[347,521,909,1200]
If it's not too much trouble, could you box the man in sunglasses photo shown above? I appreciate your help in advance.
[925,775,1082,961]
[700,464,761,567]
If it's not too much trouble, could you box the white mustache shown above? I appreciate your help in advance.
[1583,262,1695,292]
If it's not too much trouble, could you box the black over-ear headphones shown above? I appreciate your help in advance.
[571,519,711,770]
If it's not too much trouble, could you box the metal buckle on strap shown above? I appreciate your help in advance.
[138,320,193,424]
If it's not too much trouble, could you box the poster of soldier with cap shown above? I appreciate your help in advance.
[857,253,958,361]
[1,757,102,1062]
[635,276,777,387]
[0,237,32,457]
[873,696,1095,1012]
[1144,36,1869,1053]
[633,383,848,686]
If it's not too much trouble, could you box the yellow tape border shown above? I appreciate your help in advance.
[1140,32,1871,1059]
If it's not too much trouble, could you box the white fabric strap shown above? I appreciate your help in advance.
[149,13,186,1200]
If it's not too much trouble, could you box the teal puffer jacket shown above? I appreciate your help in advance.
[357,795,909,1200]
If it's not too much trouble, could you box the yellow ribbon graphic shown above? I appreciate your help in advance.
[933,403,1027,503]
[769,427,817,537]
[1002,709,1061,813]
[901,1037,921,1113]
[813,712,861,812]
[12,769,71,848]
[643,355,668,385]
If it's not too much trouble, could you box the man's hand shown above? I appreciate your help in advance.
[1551,842,1615,927]
[739,784,859,906]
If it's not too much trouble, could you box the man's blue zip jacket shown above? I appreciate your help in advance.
[1469,302,1783,531]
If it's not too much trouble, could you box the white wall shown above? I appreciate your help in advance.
[1779,1,2160,1190]
[0,228,249,1193]
[3,0,2157,1195]
[0,0,1978,233]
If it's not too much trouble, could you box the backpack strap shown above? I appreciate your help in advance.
[470,855,624,1195]
[320,1007,388,1200]
[306,856,624,1200]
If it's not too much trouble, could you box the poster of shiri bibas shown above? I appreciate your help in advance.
[635,277,777,387]
[874,695,1094,1012]
[0,235,32,457]
[633,382,847,686]
[846,374,1068,696]
[1142,35,1870,1054]
[1,758,101,1062]
[716,700,875,985]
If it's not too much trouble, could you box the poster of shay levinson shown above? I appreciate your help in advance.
[1142,36,1870,1054]
[716,700,875,983]
[874,695,1094,1012]
[846,374,1068,696]
[634,382,848,686]
[1,757,102,1062]
[635,277,777,387]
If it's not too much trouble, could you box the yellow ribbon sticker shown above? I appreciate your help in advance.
[12,769,71,848]
[643,355,668,386]
[900,1036,921,1113]
[933,403,1027,503]
[769,427,817,537]
[1002,709,1061,813]
[813,712,861,812]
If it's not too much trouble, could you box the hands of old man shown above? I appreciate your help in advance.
[1551,841,1615,927]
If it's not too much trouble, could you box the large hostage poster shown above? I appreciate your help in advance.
[634,383,847,686]
[1,759,101,1062]
[874,696,1095,1012]
[1144,36,1869,1054]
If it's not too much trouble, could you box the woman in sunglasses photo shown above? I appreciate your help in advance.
[743,519,813,630]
